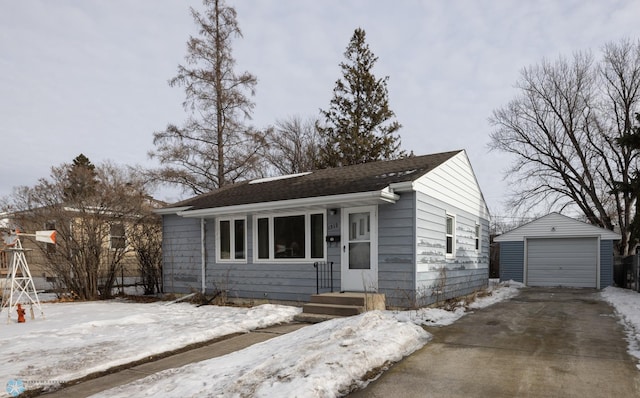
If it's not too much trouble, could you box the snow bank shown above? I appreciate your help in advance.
[601,286,640,366]
[0,301,300,386]
[93,311,431,398]
[469,280,523,309]
[391,280,523,326]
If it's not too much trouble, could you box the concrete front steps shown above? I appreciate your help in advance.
[294,292,386,323]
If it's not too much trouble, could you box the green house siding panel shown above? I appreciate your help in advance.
[500,241,524,283]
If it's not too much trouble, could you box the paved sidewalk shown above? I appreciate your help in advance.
[351,288,640,397]
[39,323,306,397]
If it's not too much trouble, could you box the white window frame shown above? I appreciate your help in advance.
[445,214,455,258]
[475,223,481,252]
[216,216,247,263]
[253,210,326,263]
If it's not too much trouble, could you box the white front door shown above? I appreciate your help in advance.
[341,206,378,292]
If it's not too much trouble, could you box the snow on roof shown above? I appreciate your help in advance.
[249,172,312,184]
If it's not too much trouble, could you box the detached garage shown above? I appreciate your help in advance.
[495,213,621,289]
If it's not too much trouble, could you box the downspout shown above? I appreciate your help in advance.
[201,218,206,294]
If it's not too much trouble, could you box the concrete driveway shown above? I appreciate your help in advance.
[351,288,640,397]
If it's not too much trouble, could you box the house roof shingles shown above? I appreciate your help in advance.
[170,150,462,211]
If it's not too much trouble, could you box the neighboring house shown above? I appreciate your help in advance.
[1,202,162,292]
[158,150,491,308]
[0,224,137,292]
[494,213,621,288]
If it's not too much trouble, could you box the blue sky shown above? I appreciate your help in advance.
[1,0,639,216]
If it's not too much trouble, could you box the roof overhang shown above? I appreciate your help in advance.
[172,189,400,218]
[388,181,415,192]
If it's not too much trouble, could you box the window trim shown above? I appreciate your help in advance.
[253,210,326,263]
[475,223,481,252]
[445,214,455,258]
[216,216,247,263]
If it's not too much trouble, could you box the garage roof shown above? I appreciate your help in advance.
[494,212,621,242]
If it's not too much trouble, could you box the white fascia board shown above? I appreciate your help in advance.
[153,206,193,215]
[177,190,399,218]
[388,181,415,192]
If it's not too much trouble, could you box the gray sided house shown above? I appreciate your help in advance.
[495,213,621,288]
[157,150,490,308]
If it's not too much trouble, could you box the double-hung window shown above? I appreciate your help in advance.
[218,217,246,261]
[110,223,126,250]
[445,215,455,257]
[475,224,481,252]
[255,212,325,261]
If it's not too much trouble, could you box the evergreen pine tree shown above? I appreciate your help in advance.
[64,154,97,201]
[317,28,404,168]
[616,113,640,247]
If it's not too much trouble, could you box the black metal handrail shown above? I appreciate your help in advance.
[314,261,334,294]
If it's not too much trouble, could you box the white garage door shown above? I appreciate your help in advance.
[527,238,597,288]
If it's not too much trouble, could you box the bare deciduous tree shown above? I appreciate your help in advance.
[148,0,266,195]
[489,39,640,254]
[264,115,323,175]
[2,157,161,300]
[129,212,163,295]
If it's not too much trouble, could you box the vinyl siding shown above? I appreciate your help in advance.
[162,214,203,293]
[163,212,339,302]
[410,192,489,307]
[377,194,415,306]
[499,241,524,283]
[205,264,326,301]
[600,239,614,288]
[416,268,488,305]
[413,151,490,220]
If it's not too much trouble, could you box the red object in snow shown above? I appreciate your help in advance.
[16,304,26,323]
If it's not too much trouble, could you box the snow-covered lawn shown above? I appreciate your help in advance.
[4,281,638,397]
[0,301,300,396]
